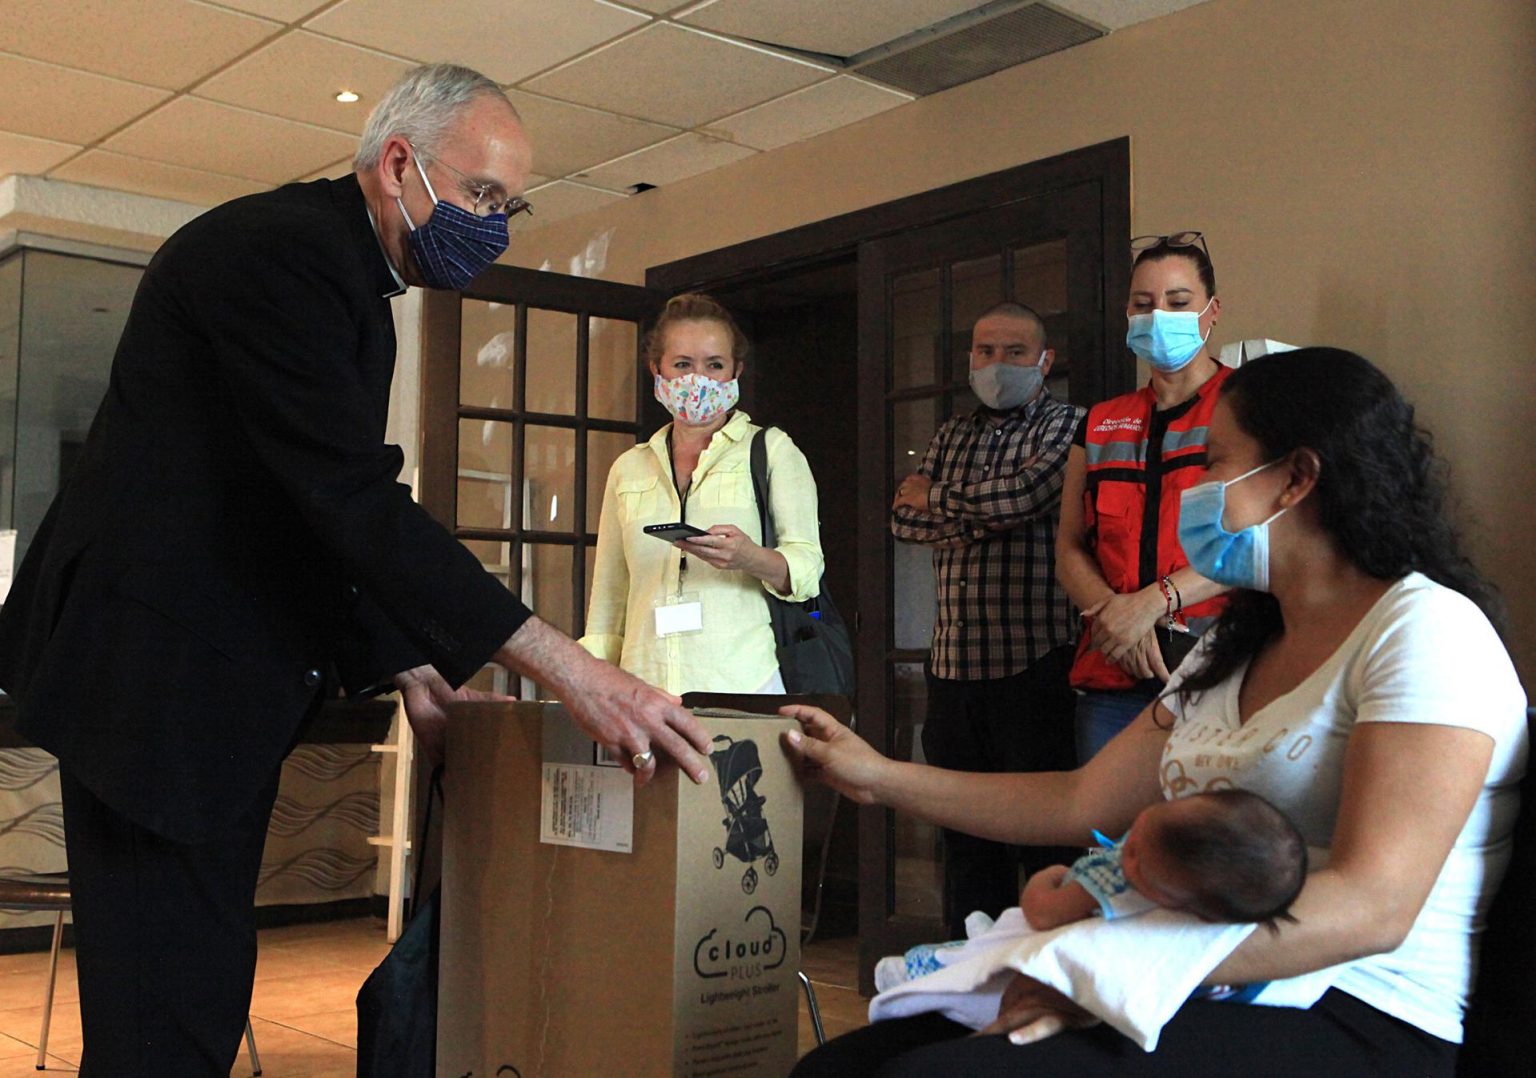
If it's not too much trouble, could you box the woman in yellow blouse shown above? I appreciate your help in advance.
[579,293,824,695]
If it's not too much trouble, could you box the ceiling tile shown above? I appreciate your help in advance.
[196,31,415,134]
[50,150,270,206]
[1048,0,1209,31]
[515,180,625,230]
[0,55,172,145]
[578,132,755,192]
[525,23,829,129]
[306,0,647,84]
[0,0,280,91]
[0,132,81,180]
[678,0,984,58]
[102,98,357,184]
[707,75,910,151]
[505,91,678,178]
[210,0,334,21]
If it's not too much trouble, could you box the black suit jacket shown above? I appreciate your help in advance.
[0,175,527,842]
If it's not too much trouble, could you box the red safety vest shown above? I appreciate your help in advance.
[1070,365,1231,690]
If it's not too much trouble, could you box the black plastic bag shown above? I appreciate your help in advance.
[356,767,443,1077]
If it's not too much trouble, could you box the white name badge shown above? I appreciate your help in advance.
[653,594,703,637]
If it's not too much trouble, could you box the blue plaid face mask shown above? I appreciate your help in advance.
[396,154,508,291]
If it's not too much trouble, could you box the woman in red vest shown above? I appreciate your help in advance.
[1056,233,1230,761]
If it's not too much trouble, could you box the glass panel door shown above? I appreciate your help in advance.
[420,268,665,698]
[854,181,1106,981]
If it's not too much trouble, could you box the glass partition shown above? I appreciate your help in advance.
[0,248,145,570]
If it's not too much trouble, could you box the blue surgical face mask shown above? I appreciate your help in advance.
[397,153,509,291]
[968,354,1047,411]
[1126,296,1215,373]
[1177,459,1288,591]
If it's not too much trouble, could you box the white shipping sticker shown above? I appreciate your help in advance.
[540,763,634,853]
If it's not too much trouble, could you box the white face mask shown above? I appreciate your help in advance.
[653,372,740,426]
[969,357,1046,410]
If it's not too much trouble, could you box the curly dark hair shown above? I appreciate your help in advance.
[1175,347,1502,700]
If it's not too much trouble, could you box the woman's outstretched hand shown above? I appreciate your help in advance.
[977,972,1097,1045]
[779,705,887,805]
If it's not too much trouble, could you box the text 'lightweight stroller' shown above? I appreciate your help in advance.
[707,734,779,893]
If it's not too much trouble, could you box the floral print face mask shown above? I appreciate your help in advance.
[653,372,740,426]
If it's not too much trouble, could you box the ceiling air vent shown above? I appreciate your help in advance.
[851,2,1104,97]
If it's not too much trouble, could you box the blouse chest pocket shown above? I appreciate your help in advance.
[692,461,754,512]
[616,475,664,520]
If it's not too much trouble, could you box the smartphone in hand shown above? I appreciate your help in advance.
[643,522,709,542]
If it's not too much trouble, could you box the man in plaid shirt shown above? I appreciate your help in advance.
[892,301,1083,937]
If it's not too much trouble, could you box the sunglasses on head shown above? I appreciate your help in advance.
[1130,231,1209,259]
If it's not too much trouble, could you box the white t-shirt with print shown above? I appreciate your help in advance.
[1160,573,1527,1043]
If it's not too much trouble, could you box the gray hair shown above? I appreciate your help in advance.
[354,64,517,170]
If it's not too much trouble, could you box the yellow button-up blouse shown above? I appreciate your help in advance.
[578,411,824,694]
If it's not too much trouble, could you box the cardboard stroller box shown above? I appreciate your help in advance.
[437,701,804,1077]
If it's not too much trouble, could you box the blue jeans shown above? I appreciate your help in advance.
[1074,682,1162,764]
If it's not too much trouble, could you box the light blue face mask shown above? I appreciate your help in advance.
[1125,296,1215,373]
[1177,459,1288,591]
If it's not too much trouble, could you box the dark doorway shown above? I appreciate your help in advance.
[711,259,862,938]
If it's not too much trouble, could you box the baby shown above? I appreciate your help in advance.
[877,790,1306,991]
[1021,789,1307,930]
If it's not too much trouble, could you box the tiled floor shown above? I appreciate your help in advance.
[0,918,868,1076]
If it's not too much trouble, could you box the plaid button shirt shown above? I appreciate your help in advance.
[891,390,1082,680]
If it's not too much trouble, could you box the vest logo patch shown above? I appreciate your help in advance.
[1092,417,1143,433]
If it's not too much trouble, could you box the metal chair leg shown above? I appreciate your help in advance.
[36,910,64,1070]
[798,970,826,1047]
[245,1018,263,1076]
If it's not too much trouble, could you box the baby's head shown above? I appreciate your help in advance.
[1120,790,1307,930]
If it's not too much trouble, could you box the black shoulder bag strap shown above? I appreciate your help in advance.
[748,427,791,643]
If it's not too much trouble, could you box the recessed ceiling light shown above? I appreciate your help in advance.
[335,90,360,103]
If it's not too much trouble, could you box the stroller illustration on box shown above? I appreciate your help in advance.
[707,734,779,894]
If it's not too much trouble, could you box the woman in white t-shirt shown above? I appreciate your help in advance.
[785,347,1527,1077]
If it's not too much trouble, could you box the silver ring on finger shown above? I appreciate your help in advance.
[632,750,655,770]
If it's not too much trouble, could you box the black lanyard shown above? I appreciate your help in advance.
[668,429,692,585]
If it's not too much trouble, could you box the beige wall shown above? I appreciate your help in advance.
[503,0,1536,683]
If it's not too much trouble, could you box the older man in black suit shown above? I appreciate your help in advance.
[0,64,710,1074]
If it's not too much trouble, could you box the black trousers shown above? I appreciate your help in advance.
[60,761,283,1076]
[790,990,1458,1077]
[922,645,1079,938]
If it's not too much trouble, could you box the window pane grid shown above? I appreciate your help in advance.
[454,298,647,640]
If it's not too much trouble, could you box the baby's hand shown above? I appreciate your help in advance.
[1019,864,1072,929]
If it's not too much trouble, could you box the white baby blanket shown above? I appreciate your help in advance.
[869,907,1339,1051]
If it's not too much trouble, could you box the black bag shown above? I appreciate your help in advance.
[748,428,855,696]
[356,768,443,1078]
[1156,622,1201,673]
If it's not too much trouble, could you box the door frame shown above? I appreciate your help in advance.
[647,137,1130,404]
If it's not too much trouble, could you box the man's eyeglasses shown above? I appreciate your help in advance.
[1130,231,1208,258]
[418,149,533,220]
